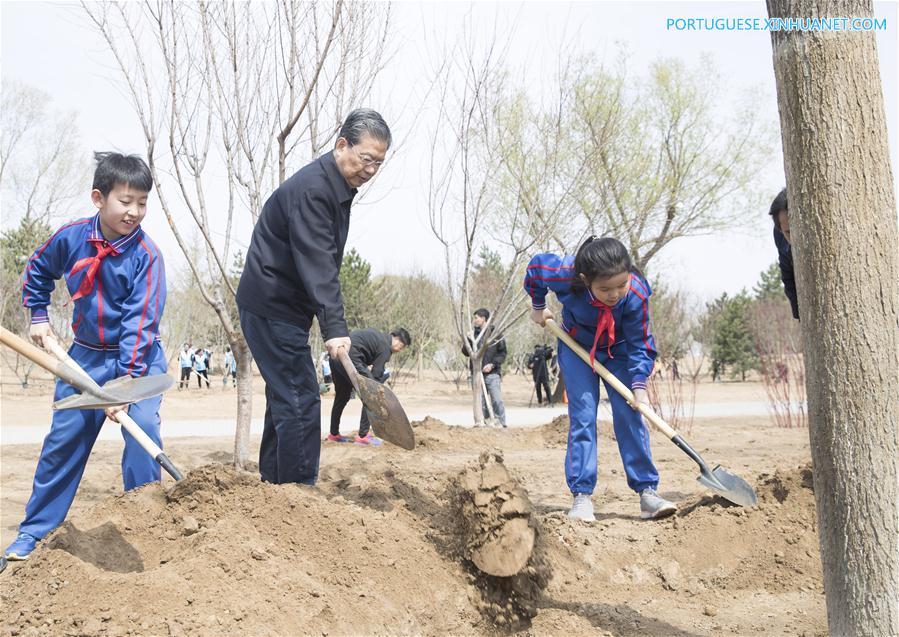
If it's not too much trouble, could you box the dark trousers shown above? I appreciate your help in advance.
[534,372,552,404]
[179,366,191,388]
[196,369,209,388]
[239,308,321,485]
[330,363,372,437]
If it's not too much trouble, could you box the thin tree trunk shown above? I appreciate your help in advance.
[768,1,899,634]
[232,335,254,468]
[471,352,486,426]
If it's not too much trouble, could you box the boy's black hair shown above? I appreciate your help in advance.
[338,109,392,148]
[391,327,412,347]
[473,308,490,320]
[92,151,153,196]
[769,187,788,220]
[574,236,638,287]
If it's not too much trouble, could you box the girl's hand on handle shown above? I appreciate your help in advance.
[630,388,650,411]
[30,323,55,349]
[530,308,554,327]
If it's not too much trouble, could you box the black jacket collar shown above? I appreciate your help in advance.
[321,150,357,203]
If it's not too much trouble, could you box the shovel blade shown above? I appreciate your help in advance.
[53,374,175,410]
[355,376,415,450]
[698,465,758,507]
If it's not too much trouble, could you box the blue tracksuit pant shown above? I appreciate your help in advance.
[559,341,659,495]
[19,342,165,540]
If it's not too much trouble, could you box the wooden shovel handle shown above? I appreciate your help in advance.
[335,347,361,394]
[0,326,91,391]
[544,319,679,440]
[43,336,102,391]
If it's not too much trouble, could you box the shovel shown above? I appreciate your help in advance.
[336,347,415,450]
[544,319,757,507]
[0,327,182,481]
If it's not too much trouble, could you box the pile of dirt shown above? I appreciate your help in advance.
[1,446,825,637]
[565,464,821,600]
[532,414,570,447]
[671,464,821,594]
[1,464,485,636]
[412,416,529,451]
[448,452,552,629]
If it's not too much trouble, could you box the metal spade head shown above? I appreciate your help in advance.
[354,375,415,450]
[698,464,758,507]
[53,374,175,410]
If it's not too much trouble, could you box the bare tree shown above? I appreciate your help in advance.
[1,80,89,225]
[426,20,577,424]
[768,1,898,634]
[557,53,772,269]
[82,0,392,467]
[749,299,806,428]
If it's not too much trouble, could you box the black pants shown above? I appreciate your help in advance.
[179,366,191,389]
[330,363,372,437]
[534,372,552,405]
[196,369,209,388]
[240,308,321,485]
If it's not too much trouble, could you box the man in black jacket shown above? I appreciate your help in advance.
[527,344,554,406]
[461,308,508,427]
[770,188,799,320]
[236,109,391,484]
[327,327,411,445]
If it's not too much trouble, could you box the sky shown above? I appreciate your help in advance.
[2,0,897,305]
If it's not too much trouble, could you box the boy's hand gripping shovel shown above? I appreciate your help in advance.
[0,326,182,480]
[336,347,415,450]
[544,319,757,507]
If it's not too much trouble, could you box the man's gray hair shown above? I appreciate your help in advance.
[338,108,391,148]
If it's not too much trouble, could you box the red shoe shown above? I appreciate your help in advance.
[326,433,351,443]
[354,433,382,446]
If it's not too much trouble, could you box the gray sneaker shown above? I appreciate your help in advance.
[567,493,596,522]
[640,488,677,519]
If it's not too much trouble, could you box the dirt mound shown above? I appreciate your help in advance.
[1,463,485,636]
[656,464,820,595]
[532,414,570,447]
[448,451,552,630]
[412,416,531,451]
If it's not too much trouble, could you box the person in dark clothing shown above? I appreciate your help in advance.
[527,344,554,406]
[461,308,508,427]
[770,188,799,320]
[327,328,411,445]
[236,109,391,485]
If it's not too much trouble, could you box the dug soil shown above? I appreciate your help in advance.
[1,415,825,636]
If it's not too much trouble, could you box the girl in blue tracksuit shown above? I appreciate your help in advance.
[5,152,167,561]
[524,236,676,521]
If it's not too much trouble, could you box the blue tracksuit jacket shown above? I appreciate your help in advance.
[524,253,660,495]
[17,213,167,539]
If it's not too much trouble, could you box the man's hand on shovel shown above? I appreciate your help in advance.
[324,336,351,360]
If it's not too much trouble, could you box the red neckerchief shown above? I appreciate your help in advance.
[586,277,630,367]
[69,239,119,301]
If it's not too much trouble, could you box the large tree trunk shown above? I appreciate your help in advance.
[767,2,899,634]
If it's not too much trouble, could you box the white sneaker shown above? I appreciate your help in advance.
[640,488,677,519]
[567,493,596,522]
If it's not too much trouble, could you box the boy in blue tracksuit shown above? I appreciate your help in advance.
[525,236,676,521]
[5,152,167,561]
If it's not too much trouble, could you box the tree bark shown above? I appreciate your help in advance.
[767,1,899,634]
[232,334,254,468]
